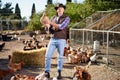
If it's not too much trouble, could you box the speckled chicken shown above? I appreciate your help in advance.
[10,74,35,80]
[35,72,48,80]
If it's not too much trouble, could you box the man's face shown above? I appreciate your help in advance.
[57,7,64,15]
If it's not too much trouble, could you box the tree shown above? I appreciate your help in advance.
[15,3,21,19]
[47,0,52,4]
[67,0,72,2]
[0,0,2,9]
[1,2,13,16]
[11,3,22,30]
[0,2,14,30]
[31,3,36,18]
[0,0,2,16]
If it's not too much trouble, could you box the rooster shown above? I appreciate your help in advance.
[8,61,25,71]
[0,68,15,80]
[0,42,5,51]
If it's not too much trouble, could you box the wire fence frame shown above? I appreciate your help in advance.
[70,28,120,65]
[0,19,26,32]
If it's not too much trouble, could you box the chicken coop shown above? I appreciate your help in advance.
[69,9,120,73]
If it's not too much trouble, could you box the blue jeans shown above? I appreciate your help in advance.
[45,38,66,72]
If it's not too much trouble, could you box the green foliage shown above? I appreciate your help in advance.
[45,4,56,18]
[73,21,86,29]
[26,14,43,31]
[65,3,83,22]
[84,0,120,11]
[65,2,94,28]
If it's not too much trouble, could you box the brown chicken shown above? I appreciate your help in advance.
[8,61,25,71]
[73,66,91,80]
[40,12,50,27]
[0,68,15,80]
[64,47,71,57]
[80,52,90,63]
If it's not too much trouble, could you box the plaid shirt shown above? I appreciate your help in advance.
[58,17,70,30]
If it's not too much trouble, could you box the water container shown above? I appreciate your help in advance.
[93,40,100,51]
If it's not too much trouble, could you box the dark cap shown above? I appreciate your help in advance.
[54,3,66,10]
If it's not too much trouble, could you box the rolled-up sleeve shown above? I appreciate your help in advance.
[58,17,70,30]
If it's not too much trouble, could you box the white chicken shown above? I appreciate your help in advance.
[35,72,48,80]
[73,76,77,80]
[86,54,97,68]
[53,77,57,80]
[90,53,97,62]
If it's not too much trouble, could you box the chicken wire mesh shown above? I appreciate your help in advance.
[70,28,120,72]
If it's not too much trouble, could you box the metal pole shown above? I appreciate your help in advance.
[102,20,105,48]
[0,21,1,31]
[0,21,2,31]
[91,31,93,46]
[69,28,72,46]
[7,21,10,33]
[86,31,88,45]
[106,32,109,65]
[82,30,85,48]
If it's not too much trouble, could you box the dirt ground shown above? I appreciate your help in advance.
[0,34,120,80]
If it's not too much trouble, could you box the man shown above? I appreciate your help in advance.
[44,3,70,79]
